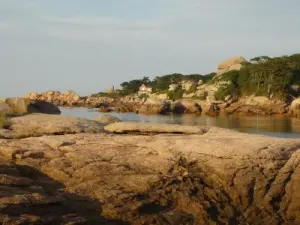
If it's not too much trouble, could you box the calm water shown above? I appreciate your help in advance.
[60,107,300,138]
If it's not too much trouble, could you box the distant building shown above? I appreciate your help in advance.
[138,84,152,95]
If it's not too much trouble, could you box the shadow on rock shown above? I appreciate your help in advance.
[0,162,130,225]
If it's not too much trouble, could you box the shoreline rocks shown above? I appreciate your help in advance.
[23,90,300,118]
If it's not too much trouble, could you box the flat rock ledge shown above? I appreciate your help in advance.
[0,114,105,139]
[0,123,300,224]
[104,122,208,134]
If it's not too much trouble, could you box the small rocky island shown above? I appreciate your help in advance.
[0,98,300,224]
[24,54,300,118]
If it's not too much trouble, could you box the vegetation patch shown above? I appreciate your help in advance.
[90,54,300,102]
[138,93,149,99]
[185,85,197,94]
[0,112,11,129]
[167,89,184,101]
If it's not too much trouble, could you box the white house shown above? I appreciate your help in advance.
[138,84,152,95]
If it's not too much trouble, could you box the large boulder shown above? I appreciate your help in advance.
[289,98,300,117]
[5,98,60,115]
[26,91,82,106]
[137,98,170,114]
[64,90,81,102]
[5,98,31,114]
[0,114,104,138]
[172,100,202,114]
[28,101,61,114]
[216,56,247,76]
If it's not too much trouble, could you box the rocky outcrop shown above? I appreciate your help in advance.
[224,96,288,116]
[168,84,179,91]
[172,100,202,114]
[289,98,300,117]
[137,98,170,115]
[0,121,300,224]
[216,56,247,76]
[2,98,60,115]
[181,80,196,92]
[25,91,83,107]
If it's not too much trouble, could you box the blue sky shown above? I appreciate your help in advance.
[0,0,299,97]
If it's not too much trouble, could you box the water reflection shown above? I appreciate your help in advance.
[60,107,300,138]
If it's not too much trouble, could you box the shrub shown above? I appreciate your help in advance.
[138,93,149,99]
[185,85,197,94]
[0,112,11,129]
[167,89,184,100]
[215,84,239,100]
[191,95,201,100]
[218,70,239,83]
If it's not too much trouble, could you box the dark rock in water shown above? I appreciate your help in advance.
[172,100,202,114]
[28,100,61,114]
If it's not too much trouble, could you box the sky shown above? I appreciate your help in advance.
[0,0,300,97]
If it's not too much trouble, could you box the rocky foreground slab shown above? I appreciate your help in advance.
[0,115,300,224]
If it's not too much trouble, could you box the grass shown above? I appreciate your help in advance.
[0,112,11,129]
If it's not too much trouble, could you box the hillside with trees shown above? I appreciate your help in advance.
[94,54,300,102]
[214,54,300,101]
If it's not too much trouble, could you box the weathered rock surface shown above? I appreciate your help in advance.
[168,84,179,91]
[137,98,170,115]
[289,98,300,117]
[181,80,196,92]
[25,91,115,108]
[104,122,208,134]
[0,162,129,224]
[0,114,104,138]
[93,115,121,124]
[0,126,300,224]
[64,90,81,102]
[0,102,13,114]
[224,96,288,116]
[3,98,61,115]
